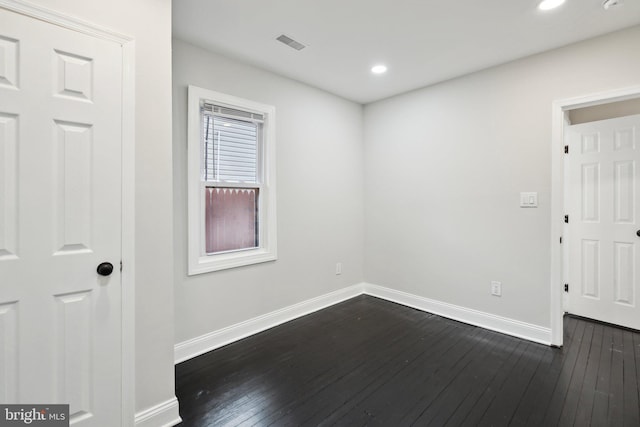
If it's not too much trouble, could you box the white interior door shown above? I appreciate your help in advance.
[567,113,640,330]
[0,7,123,425]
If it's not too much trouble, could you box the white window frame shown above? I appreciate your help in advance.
[187,85,277,274]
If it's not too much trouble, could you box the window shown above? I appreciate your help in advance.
[188,86,277,274]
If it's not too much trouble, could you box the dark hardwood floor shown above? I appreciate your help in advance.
[175,295,640,426]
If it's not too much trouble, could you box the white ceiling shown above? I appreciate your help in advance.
[173,0,640,104]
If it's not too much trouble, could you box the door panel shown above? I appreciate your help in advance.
[55,290,93,420]
[53,120,93,254]
[580,239,600,298]
[613,242,634,305]
[0,301,18,402]
[0,112,18,259]
[614,160,634,223]
[568,113,640,330]
[0,7,122,426]
[581,162,600,222]
[0,35,19,89]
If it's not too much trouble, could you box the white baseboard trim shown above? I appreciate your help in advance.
[363,283,552,345]
[135,397,181,427]
[175,282,552,365]
[174,283,365,364]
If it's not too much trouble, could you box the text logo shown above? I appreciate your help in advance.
[0,405,69,426]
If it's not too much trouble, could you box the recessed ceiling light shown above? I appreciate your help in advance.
[371,65,387,74]
[602,0,620,10]
[538,0,566,10]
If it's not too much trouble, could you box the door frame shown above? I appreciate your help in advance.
[550,85,640,346]
[0,1,136,425]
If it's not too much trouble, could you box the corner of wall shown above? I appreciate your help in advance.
[363,283,552,345]
[174,283,365,364]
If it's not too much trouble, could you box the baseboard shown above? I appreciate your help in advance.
[363,283,552,345]
[175,282,552,365]
[174,283,365,364]
[135,397,181,427]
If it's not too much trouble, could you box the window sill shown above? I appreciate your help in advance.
[188,248,277,275]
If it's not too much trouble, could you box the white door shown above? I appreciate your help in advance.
[0,7,123,426]
[567,113,640,330]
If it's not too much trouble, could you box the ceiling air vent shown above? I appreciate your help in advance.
[276,34,306,51]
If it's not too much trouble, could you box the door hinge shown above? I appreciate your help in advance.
[120,261,123,272]
[564,145,569,154]
[560,236,563,244]
[564,283,569,292]
[564,215,569,223]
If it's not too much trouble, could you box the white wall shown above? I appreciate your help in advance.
[23,0,177,419]
[173,39,364,344]
[364,25,640,328]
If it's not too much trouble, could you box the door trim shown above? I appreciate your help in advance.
[550,85,640,346]
[0,1,136,425]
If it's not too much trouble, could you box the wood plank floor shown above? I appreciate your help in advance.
[175,295,640,426]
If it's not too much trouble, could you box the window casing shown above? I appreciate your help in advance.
[188,86,277,274]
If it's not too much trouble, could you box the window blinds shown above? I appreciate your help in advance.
[202,105,261,183]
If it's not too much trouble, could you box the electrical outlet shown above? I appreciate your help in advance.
[491,281,502,297]
[336,262,342,275]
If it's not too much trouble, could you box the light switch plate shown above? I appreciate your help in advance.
[491,281,502,296]
[520,192,538,208]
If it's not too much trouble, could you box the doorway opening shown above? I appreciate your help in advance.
[551,87,640,346]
